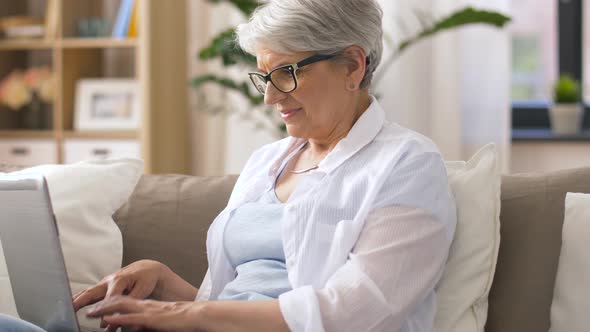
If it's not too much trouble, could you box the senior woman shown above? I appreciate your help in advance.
[1,0,456,331]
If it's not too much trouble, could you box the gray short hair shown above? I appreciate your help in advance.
[236,0,383,89]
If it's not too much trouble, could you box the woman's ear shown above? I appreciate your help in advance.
[341,45,367,91]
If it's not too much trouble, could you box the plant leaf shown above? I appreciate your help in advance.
[206,0,259,17]
[398,7,512,53]
[554,74,581,103]
[198,28,257,67]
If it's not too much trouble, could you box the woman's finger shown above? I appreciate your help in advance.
[72,284,108,311]
[127,282,151,299]
[101,281,127,331]
[103,313,151,329]
[71,289,85,299]
[87,296,141,317]
[104,277,130,299]
[106,323,123,332]
[100,318,120,331]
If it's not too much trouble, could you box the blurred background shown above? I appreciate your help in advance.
[0,0,588,175]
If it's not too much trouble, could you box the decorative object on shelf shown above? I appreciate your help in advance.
[76,17,110,38]
[550,74,583,135]
[44,0,59,40]
[74,79,141,131]
[112,0,138,38]
[191,0,511,136]
[0,16,44,39]
[127,1,139,38]
[0,67,55,130]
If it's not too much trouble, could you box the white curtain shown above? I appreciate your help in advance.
[375,0,511,170]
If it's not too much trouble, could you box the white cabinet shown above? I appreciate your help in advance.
[0,139,58,166]
[63,139,141,164]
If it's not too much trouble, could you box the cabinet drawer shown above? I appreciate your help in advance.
[0,139,58,166]
[63,139,141,164]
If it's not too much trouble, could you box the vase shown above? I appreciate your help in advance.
[19,92,51,130]
[549,103,583,135]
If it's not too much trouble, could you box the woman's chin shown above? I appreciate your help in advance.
[284,125,304,138]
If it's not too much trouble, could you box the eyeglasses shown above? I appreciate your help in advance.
[248,54,336,95]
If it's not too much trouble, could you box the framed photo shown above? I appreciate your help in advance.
[74,79,141,131]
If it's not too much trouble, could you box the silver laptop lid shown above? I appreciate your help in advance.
[0,174,80,332]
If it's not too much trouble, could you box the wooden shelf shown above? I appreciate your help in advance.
[0,130,55,139]
[0,38,138,50]
[0,39,54,50]
[59,38,138,49]
[0,1,189,173]
[63,130,138,140]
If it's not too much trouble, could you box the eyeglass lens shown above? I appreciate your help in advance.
[250,67,296,95]
[270,67,296,92]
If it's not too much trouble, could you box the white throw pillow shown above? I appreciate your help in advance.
[549,192,590,332]
[434,143,502,332]
[0,158,143,330]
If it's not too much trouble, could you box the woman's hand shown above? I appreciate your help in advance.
[72,260,168,331]
[73,260,166,311]
[87,296,206,332]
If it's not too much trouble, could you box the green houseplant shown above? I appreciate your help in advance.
[192,0,511,135]
[550,74,583,135]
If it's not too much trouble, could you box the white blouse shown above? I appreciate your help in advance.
[196,98,457,332]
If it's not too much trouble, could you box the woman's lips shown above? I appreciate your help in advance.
[279,108,302,121]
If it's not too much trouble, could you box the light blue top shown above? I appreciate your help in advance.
[217,187,292,301]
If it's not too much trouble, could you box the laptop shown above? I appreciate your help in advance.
[0,174,80,332]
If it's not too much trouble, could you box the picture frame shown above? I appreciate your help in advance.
[74,79,141,131]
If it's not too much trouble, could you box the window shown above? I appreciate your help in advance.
[510,0,557,102]
[511,0,589,132]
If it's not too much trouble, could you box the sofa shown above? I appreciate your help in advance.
[111,167,590,332]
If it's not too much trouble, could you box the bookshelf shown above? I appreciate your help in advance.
[0,0,189,174]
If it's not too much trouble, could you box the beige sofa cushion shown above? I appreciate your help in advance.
[436,144,501,332]
[113,174,238,287]
[549,193,590,332]
[486,167,590,332]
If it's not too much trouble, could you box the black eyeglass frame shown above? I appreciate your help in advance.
[248,54,336,95]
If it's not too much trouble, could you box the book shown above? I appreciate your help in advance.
[112,0,135,38]
[127,1,139,37]
[0,16,45,39]
[4,25,44,38]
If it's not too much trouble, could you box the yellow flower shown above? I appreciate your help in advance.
[25,66,54,103]
[0,71,31,111]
